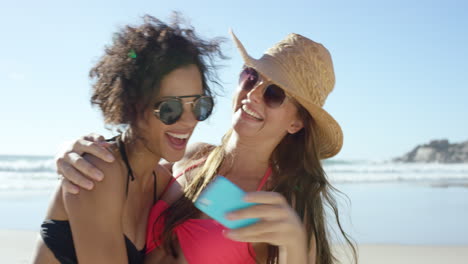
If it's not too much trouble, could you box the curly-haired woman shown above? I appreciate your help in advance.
[32,14,224,264]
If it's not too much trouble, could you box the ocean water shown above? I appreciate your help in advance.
[1,155,468,245]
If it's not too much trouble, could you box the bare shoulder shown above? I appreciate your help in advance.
[158,143,215,203]
[185,142,215,159]
[63,147,127,215]
[81,149,126,195]
[172,142,215,175]
[84,151,125,184]
[44,146,125,220]
[157,160,174,176]
[156,142,213,175]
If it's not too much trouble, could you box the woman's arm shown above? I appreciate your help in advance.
[63,153,128,264]
[279,244,308,264]
[58,136,213,194]
[278,232,316,263]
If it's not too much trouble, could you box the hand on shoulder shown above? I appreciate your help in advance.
[62,147,127,216]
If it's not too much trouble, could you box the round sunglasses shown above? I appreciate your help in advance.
[239,67,287,108]
[153,95,214,125]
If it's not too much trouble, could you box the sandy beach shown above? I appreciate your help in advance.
[3,229,467,264]
[1,230,39,264]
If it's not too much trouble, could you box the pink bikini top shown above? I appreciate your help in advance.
[145,161,272,264]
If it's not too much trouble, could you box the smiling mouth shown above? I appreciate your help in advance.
[166,132,190,139]
[241,105,263,121]
[165,132,190,149]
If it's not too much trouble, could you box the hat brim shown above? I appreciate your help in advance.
[230,30,343,159]
[296,98,344,159]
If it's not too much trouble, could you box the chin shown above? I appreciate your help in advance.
[232,112,261,137]
[232,122,257,139]
[162,151,185,163]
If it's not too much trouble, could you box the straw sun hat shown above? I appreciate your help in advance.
[230,30,343,159]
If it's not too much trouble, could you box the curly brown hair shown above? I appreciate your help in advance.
[89,13,225,128]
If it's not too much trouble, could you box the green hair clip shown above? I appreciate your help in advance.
[128,49,137,59]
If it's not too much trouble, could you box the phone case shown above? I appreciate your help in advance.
[194,175,259,229]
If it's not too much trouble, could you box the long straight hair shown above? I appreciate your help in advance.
[156,105,357,263]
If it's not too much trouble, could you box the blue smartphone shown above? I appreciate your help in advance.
[194,175,259,229]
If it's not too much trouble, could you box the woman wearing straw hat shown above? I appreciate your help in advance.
[55,31,357,263]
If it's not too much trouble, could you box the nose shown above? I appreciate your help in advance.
[246,82,264,105]
[177,101,198,126]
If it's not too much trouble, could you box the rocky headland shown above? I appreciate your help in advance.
[394,139,468,163]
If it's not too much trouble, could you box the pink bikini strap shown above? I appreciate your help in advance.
[160,160,271,197]
[159,159,207,198]
[256,167,272,191]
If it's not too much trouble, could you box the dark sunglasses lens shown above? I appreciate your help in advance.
[239,68,258,91]
[264,85,286,108]
[193,96,214,121]
[157,99,183,125]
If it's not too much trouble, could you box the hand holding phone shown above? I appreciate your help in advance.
[194,176,259,229]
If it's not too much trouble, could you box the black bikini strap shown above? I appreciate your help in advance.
[115,136,135,196]
[110,135,157,202]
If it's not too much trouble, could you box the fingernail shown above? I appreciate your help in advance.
[105,155,115,162]
[225,213,235,220]
[85,181,94,190]
[94,171,104,181]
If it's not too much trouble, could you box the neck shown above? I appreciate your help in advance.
[222,131,278,180]
[122,130,161,189]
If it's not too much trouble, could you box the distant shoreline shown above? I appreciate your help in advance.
[0,154,54,159]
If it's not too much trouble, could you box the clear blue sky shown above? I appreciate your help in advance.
[1,0,467,160]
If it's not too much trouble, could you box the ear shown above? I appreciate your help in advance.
[287,118,304,134]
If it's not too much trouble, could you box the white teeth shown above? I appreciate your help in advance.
[242,105,262,120]
[167,132,190,139]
